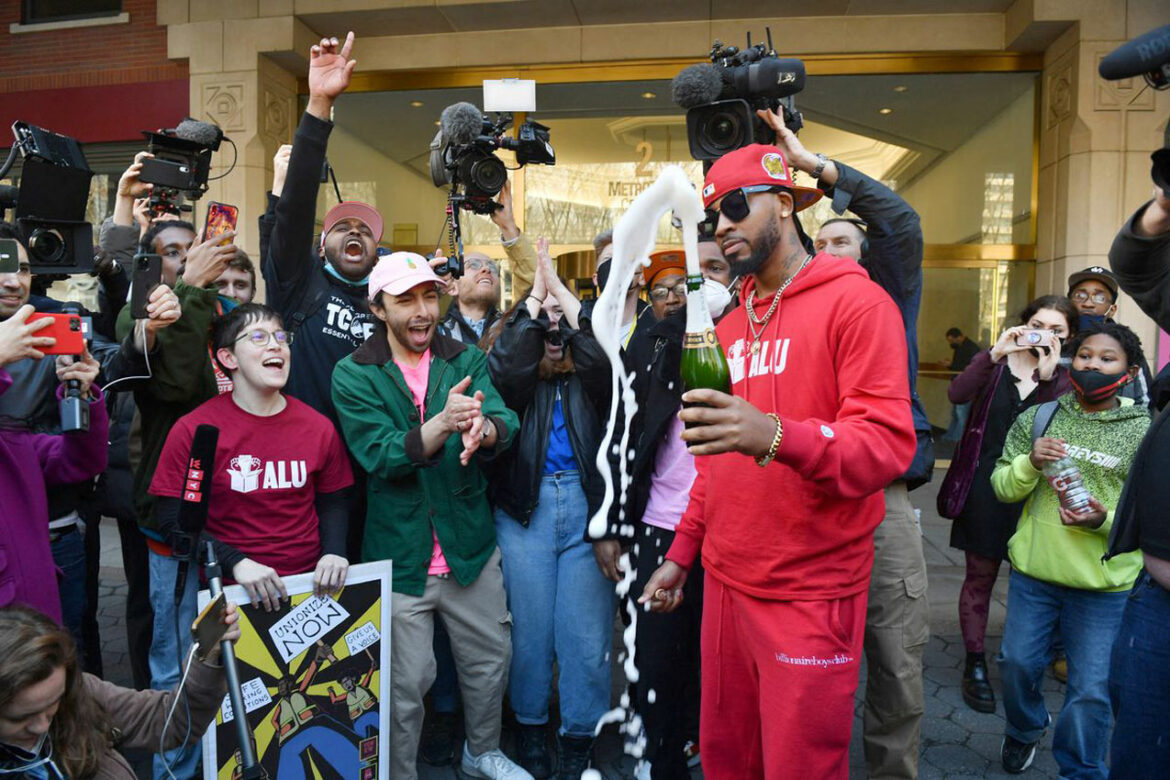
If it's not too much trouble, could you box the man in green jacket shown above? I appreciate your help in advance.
[331,251,529,780]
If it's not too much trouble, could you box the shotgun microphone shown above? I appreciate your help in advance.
[173,424,218,604]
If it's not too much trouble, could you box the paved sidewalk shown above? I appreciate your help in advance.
[95,473,1066,778]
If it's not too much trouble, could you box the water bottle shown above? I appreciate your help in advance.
[1042,457,1092,513]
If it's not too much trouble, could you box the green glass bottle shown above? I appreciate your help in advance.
[680,273,731,427]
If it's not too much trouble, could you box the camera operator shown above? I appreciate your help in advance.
[0,223,174,672]
[760,110,932,780]
[1104,176,1170,777]
[264,32,378,426]
[438,180,538,345]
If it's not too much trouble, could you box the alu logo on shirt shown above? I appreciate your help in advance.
[227,454,308,494]
[727,337,790,385]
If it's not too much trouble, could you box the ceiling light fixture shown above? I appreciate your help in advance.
[641,91,657,99]
[893,85,908,93]
[879,108,893,115]
[410,100,424,107]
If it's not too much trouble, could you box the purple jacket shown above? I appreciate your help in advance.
[0,368,109,622]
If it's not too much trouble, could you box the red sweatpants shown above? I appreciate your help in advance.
[699,575,867,780]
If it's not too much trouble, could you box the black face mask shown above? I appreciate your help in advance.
[1069,367,1131,403]
[1078,312,1107,330]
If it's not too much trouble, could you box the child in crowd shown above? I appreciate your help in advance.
[991,321,1150,777]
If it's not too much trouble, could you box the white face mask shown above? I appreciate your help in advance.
[702,277,732,318]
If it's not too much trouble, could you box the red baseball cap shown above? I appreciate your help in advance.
[701,144,822,212]
[323,201,384,243]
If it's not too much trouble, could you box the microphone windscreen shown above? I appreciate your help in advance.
[440,102,485,146]
[671,64,724,108]
[177,424,219,535]
[1100,24,1170,80]
[174,118,224,151]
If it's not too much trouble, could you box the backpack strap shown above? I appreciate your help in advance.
[289,286,327,335]
[1031,400,1060,442]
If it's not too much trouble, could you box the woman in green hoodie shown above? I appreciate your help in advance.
[990,321,1150,778]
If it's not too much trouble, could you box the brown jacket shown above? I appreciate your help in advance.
[88,658,225,778]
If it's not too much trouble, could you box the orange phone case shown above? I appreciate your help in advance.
[203,202,239,245]
[28,312,85,355]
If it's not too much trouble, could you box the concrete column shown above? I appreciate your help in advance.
[164,5,308,303]
[1036,2,1170,353]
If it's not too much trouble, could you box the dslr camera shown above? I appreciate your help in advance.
[0,122,95,274]
[430,104,555,215]
[673,30,807,161]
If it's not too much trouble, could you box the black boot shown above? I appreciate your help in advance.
[556,734,594,780]
[421,710,457,766]
[962,652,997,713]
[516,724,552,779]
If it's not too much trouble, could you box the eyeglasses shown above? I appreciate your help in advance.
[704,185,784,226]
[466,258,499,276]
[648,281,687,301]
[1071,290,1111,305]
[235,329,293,347]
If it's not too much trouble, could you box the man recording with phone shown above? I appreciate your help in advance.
[760,110,933,780]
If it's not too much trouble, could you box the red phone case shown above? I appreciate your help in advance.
[28,313,85,355]
[203,202,239,245]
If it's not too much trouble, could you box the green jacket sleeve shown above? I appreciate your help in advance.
[332,358,429,482]
[991,407,1042,503]
[148,281,219,403]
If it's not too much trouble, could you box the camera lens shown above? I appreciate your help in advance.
[28,228,66,265]
[696,108,748,157]
[467,155,508,196]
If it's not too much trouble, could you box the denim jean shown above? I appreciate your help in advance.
[495,471,615,737]
[997,570,1128,780]
[943,401,971,442]
[148,549,200,780]
[51,526,87,656]
[1108,571,1170,779]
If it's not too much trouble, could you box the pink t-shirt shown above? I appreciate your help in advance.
[395,349,450,575]
[640,414,697,531]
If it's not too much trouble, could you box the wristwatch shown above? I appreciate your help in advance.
[810,153,829,180]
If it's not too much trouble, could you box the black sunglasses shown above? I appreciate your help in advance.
[704,185,786,227]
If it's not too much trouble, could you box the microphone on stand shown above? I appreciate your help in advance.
[174,424,218,606]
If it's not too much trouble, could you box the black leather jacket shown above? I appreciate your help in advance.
[486,307,611,526]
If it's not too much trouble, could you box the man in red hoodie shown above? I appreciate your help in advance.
[640,144,916,779]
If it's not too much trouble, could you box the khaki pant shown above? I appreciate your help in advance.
[389,547,512,780]
[863,481,930,779]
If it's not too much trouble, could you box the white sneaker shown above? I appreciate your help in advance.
[460,743,534,780]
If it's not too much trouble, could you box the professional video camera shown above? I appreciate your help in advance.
[429,101,555,276]
[672,29,806,161]
[139,118,231,217]
[430,103,554,215]
[0,122,95,274]
[1100,23,1170,195]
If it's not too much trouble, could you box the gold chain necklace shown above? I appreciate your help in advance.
[746,254,811,355]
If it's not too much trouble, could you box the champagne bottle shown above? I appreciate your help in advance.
[680,274,731,427]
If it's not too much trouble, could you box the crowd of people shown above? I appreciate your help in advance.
[2,29,1170,780]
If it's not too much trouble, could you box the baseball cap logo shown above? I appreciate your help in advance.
[761,153,789,181]
[404,256,417,269]
[702,183,715,198]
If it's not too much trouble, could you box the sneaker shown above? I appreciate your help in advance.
[421,711,457,766]
[461,743,535,780]
[1001,735,1038,774]
[683,740,701,768]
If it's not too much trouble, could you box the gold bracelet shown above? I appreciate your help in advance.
[755,413,783,468]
